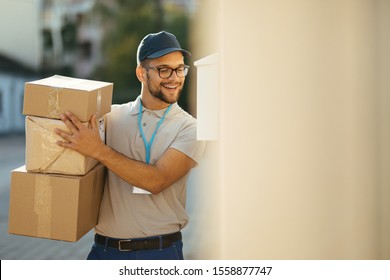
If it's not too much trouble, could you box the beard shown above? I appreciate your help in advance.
[146,74,184,104]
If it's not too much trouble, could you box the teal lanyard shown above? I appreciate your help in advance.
[138,102,172,164]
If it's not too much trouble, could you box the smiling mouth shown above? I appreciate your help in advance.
[163,84,178,89]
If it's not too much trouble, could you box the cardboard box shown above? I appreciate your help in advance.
[25,115,105,175]
[23,75,113,122]
[8,164,106,242]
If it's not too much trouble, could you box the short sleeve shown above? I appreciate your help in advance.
[170,121,206,164]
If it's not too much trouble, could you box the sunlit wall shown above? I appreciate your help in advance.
[192,0,390,259]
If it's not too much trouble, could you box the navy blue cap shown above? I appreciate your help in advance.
[137,31,191,64]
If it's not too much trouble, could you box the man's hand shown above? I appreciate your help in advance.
[55,111,104,159]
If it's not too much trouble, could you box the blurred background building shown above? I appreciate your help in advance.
[0,0,196,135]
[0,0,101,134]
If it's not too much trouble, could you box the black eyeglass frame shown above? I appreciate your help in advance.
[144,65,190,79]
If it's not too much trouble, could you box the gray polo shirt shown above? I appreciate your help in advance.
[95,96,205,238]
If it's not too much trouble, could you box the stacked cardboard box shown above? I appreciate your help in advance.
[8,75,113,242]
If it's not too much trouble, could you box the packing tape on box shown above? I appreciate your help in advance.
[47,87,102,118]
[27,116,67,173]
[34,176,52,238]
[48,87,62,118]
[97,89,102,116]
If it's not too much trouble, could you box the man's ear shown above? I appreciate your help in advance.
[136,66,146,83]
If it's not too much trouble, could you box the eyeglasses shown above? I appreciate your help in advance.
[144,65,190,79]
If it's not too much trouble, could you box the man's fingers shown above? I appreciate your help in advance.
[90,114,98,131]
[56,139,72,148]
[60,114,78,134]
[61,111,85,133]
[65,111,83,127]
[54,128,72,142]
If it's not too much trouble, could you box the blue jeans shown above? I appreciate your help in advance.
[87,240,184,260]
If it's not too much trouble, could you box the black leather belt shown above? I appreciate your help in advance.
[94,232,182,251]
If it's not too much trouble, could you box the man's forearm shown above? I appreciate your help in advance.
[94,144,169,194]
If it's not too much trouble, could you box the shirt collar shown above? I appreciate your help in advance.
[129,95,179,118]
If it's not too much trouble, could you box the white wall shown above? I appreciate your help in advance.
[0,0,42,70]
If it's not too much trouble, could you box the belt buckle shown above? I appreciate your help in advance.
[118,239,132,251]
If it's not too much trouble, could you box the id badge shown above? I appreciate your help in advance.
[132,186,151,194]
